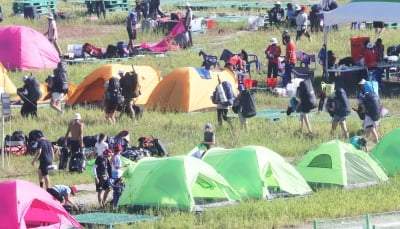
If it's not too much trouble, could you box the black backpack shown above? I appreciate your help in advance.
[334,88,351,117]
[364,92,381,121]
[105,77,121,105]
[24,76,42,101]
[53,62,69,93]
[105,45,119,59]
[0,6,4,23]
[240,90,257,118]
[299,80,317,111]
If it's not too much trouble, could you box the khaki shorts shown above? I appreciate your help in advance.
[363,115,380,131]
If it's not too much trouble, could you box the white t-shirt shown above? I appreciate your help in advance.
[95,141,108,157]
[111,154,123,179]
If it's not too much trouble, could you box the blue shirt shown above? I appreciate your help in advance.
[126,10,137,30]
[52,185,71,196]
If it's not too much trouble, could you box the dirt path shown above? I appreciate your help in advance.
[71,183,112,207]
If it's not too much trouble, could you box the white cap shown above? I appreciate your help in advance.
[275,1,281,5]
[269,38,278,45]
[118,69,124,74]
[295,4,301,10]
[185,2,190,7]
[73,113,81,120]
[358,79,366,85]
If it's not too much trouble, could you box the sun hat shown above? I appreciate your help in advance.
[204,123,212,130]
[275,1,281,5]
[185,2,190,7]
[118,69,124,74]
[70,186,77,195]
[295,4,301,10]
[358,79,366,85]
[269,37,278,45]
[73,113,81,120]
[46,13,54,20]
[114,143,123,152]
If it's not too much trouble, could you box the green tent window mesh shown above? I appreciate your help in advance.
[307,154,332,168]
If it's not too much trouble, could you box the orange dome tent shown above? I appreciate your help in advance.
[146,67,238,112]
[67,64,161,105]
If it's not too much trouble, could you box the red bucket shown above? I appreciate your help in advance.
[243,78,253,89]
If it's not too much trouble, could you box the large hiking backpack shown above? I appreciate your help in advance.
[240,90,257,118]
[53,62,69,93]
[27,129,43,154]
[364,92,381,121]
[334,88,351,117]
[25,76,42,101]
[221,81,235,106]
[58,147,70,170]
[211,89,219,104]
[299,79,317,111]
[83,43,103,58]
[152,137,168,157]
[69,151,85,173]
[105,77,121,105]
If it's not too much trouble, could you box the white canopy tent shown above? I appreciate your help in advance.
[324,0,400,26]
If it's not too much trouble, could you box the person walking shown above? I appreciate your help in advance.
[283,33,296,87]
[268,1,285,28]
[265,37,281,88]
[119,69,139,122]
[64,113,84,154]
[184,2,193,47]
[17,75,42,117]
[326,88,350,139]
[93,148,112,208]
[31,131,54,189]
[48,62,69,115]
[44,13,62,57]
[126,8,138,53]
[295,6,312,44]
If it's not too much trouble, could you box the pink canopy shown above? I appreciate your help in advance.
[0,179,82,229]
[140,19,187,52]
[0,26,60,71]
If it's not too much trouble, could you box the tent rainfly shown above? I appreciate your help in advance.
[296,140,388,189]
[202,145,313,199]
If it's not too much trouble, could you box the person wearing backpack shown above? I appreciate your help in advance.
[359,90,381,144]
[31,131,54,189]
[49,62,69,115]
[119,69,139,123]
[103,77,121,124]
[17,75,42,117]
[296,80,316,135]
[326,88,350,139]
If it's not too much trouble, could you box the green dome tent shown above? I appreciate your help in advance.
[202,146,313,199]
[118,156,241,211]
[296,140,388,189]
[371,128,400,176]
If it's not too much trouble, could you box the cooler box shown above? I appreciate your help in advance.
[350,36,370,63]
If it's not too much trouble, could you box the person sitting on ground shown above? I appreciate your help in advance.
[47,185,79,211]
[268,1,285,28]
[202,123,215,151]
[93,148,112,208]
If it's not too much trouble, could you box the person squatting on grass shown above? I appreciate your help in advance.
[31,131,54,189]
[93,148,112,208]
[326,88,350,139]
[47,185,79,211]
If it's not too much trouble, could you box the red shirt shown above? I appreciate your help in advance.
[363,48,378,69]
[266,45,282,64]
[228,55,244,69]
[285,41,296,64]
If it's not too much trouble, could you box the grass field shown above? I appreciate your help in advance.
[1,0,400,228]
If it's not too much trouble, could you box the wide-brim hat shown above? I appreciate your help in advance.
[46,13,54,20]
[73,113,81,120]
[269,38,278,45]
[295,4,301,10]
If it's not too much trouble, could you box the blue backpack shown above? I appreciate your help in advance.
[221,81,234,106]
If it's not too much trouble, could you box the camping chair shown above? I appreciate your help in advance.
[292,51,317,81]
[243,54,261,77]
[199,51,219,70]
